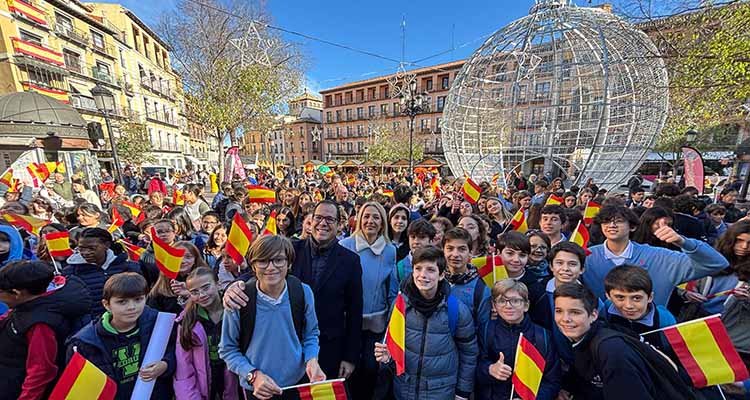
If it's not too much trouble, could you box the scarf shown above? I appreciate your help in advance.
[402,278,449,318]
[444,264,479,286]
[354,233,387,255]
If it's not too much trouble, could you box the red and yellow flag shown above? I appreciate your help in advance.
[297,379,348,400]
[172,188,184,206]
[429,176,441,197]
[49,352,116,400]
[44,231,73,258]
[107,207,125,234]
[247,185,276,204]
[569,221,591,255]
[121,200,142,220]
[118,240,146,262]
[151,227,185,279]
[263,210,278,236]
[226,212,254,265]
[2,213,49,236]
[583,201,601,225]
[663,315,749,387]
[512,333,547,400]
[491,173,500,187]
[382,189,394,198]
[545,194,563,206]
[472,254,508,288]
[461,177,481,204]
[26,162,51,182]
[510,209,528,233]
[304,164,314,173]
[386,293,407,375]
[0,169,14,187]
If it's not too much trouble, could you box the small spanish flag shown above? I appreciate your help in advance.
[0,168,14,187]
[121,200,142,221]
[247,185,276,204]
[509,209,528,233]
[569,221,591,255]
[107,207,125,234]
[26,162,51,182]
[491,173,500,187]
[461,177,481,204]
[545,194,563,206]
[151,227,185,279]
[119,240,146,262]
[677,280,699,292]
[226,212,254,265]
[382,189,394,198]
[172,188,185,206]
[2,213,49,236]
[583,201,601,225]
[511,333,547,400]
[429,176,441,197]
[472,254,508,288]
[304,164,314,173]
[297,379,348,400]
[662,315,749,387]
[44,231,73,258]
[48,352,116,400]
[263,210,278,236]
[386,293,407,375]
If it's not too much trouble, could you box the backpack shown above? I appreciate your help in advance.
[590,328,699,400]
[238,275,306,352]
[214,198,230,221]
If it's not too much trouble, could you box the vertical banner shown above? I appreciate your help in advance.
[223,146,246,182]
[681,146,704,193]
[130,312,176,400]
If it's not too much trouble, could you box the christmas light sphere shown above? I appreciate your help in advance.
[441,0,669,190]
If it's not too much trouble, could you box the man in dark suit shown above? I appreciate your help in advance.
[223,200,363,381]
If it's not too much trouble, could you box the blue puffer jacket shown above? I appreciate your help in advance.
[476,315,561,400]
[392,282,478,400]
[62,250,143,319]
[0,224,28,314]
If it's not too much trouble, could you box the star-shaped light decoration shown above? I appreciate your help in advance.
[386,64,418,100]
[310,126,321,143]
[511,49,542,81]
[230,21,287,68]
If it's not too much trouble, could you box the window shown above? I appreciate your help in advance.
[358,142,364,153]
[346,109,351,120]
[95,61,110,78]
[380,104,388,115]
[326,112,332,123]
[420,119,430,131]
[346,126,352,137]
[517,84,528,102]
[441,76,449,89]
[425,79,433,91]
[357,125,363,135]
[345,92,352,103]
[63,49,81,73]
[327,128,332,138]
[393,102,399,116]
[132,26,140,52]
[357,90,364,102]
[368,105,376,117]
[55,13,73,32]
[91,30,105,51]
[119,49,127,69]
[436,117,442,132]
[327,143,332,153]
[335,110,341,122]
[143,36,150,59]
[290,142,294,152]
[336,143,341,152]
[357,107,363,119]
[535,82,551,100]
[437,96,446,111]
[347,142,352,153]
[336,127,340,137]
[19,30,42,44]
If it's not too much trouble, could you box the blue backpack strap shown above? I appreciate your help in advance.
[447,294,459,337]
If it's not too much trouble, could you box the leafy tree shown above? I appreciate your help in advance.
[367,118,424,164]
[116,122,155,166]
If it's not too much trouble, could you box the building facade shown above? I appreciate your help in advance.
[319,60,464,162]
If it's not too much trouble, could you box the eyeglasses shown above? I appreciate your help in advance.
[602,218,627,226]
[254,258,288,269]
[530,244,548,251]
[494,297,527,307]
[188,284,213,297]
[313,215,337,225]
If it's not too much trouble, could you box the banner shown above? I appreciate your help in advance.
[681,146,704,193]
[223,146,246,182]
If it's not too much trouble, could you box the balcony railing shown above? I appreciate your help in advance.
[53,23,88,45]
[69,94,97,111]
[91,67,113,84]
[90,40,113,57]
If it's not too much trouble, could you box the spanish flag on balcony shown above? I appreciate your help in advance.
[385,293,407,375]
[662,315,749,387]
[461,176,481,204]
[22,83,69,104]
[48,352,116,400]
[544,194,563,206]
[583,201,601,225]
[511,333,547,400]
[226,213,254,264]
[472,254,508,288]
[44,231,73,258]
[510,209,528,234]
[247,185,276,204]
[151,227,185,279]
[7,0,47,26]
[12,37,63,65]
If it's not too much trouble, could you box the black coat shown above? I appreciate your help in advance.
[290,238,363,376]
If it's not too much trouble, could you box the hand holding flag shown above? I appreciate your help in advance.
[150,228,185,279]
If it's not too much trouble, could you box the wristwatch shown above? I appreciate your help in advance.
[246,370,257,385]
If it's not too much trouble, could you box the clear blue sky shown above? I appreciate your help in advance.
[96,0,611,93]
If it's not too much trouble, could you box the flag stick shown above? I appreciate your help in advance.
[50,257,61,275]
[640,314,721,336]
[280,378,346,391]
[510,332,523,400]
[570,220,582,242]
[509,384,515,400]
[716,385,727,400]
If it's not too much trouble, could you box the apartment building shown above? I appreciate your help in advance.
[319,60,464,162]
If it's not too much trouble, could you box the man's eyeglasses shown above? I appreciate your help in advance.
[313,215,337,225]
[254,258,288,269]
[494,297,527,307]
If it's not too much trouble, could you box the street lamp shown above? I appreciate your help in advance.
[399,79,429,182]
[685,129,698,145]
[92,84,123,183]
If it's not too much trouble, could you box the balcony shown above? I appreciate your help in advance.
[53,23,88,46]
[69,94,97,111]
[90,41,114,58]
[64,61,83,74]
[11,37,63,66]
[22,81,68,103]
[7,0,48,27]
[90,66,114,84]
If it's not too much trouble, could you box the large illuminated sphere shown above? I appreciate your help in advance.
[441,0,669,190]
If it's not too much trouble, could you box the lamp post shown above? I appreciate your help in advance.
[674,129,699,178]
[399,79,429,183]
[91,84,123,183]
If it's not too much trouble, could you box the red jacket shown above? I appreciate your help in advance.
[147,178,167,195]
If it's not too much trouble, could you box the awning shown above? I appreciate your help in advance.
[185,155,207,165]
[0,136,37,147]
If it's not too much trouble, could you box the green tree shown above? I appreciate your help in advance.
[116,122,154,166]
[367,118,425,164]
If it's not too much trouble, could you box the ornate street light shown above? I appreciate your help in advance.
[91,84,123,183]
[399,79,429,182]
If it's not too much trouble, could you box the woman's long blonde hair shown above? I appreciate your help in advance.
[353,201,389,242]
